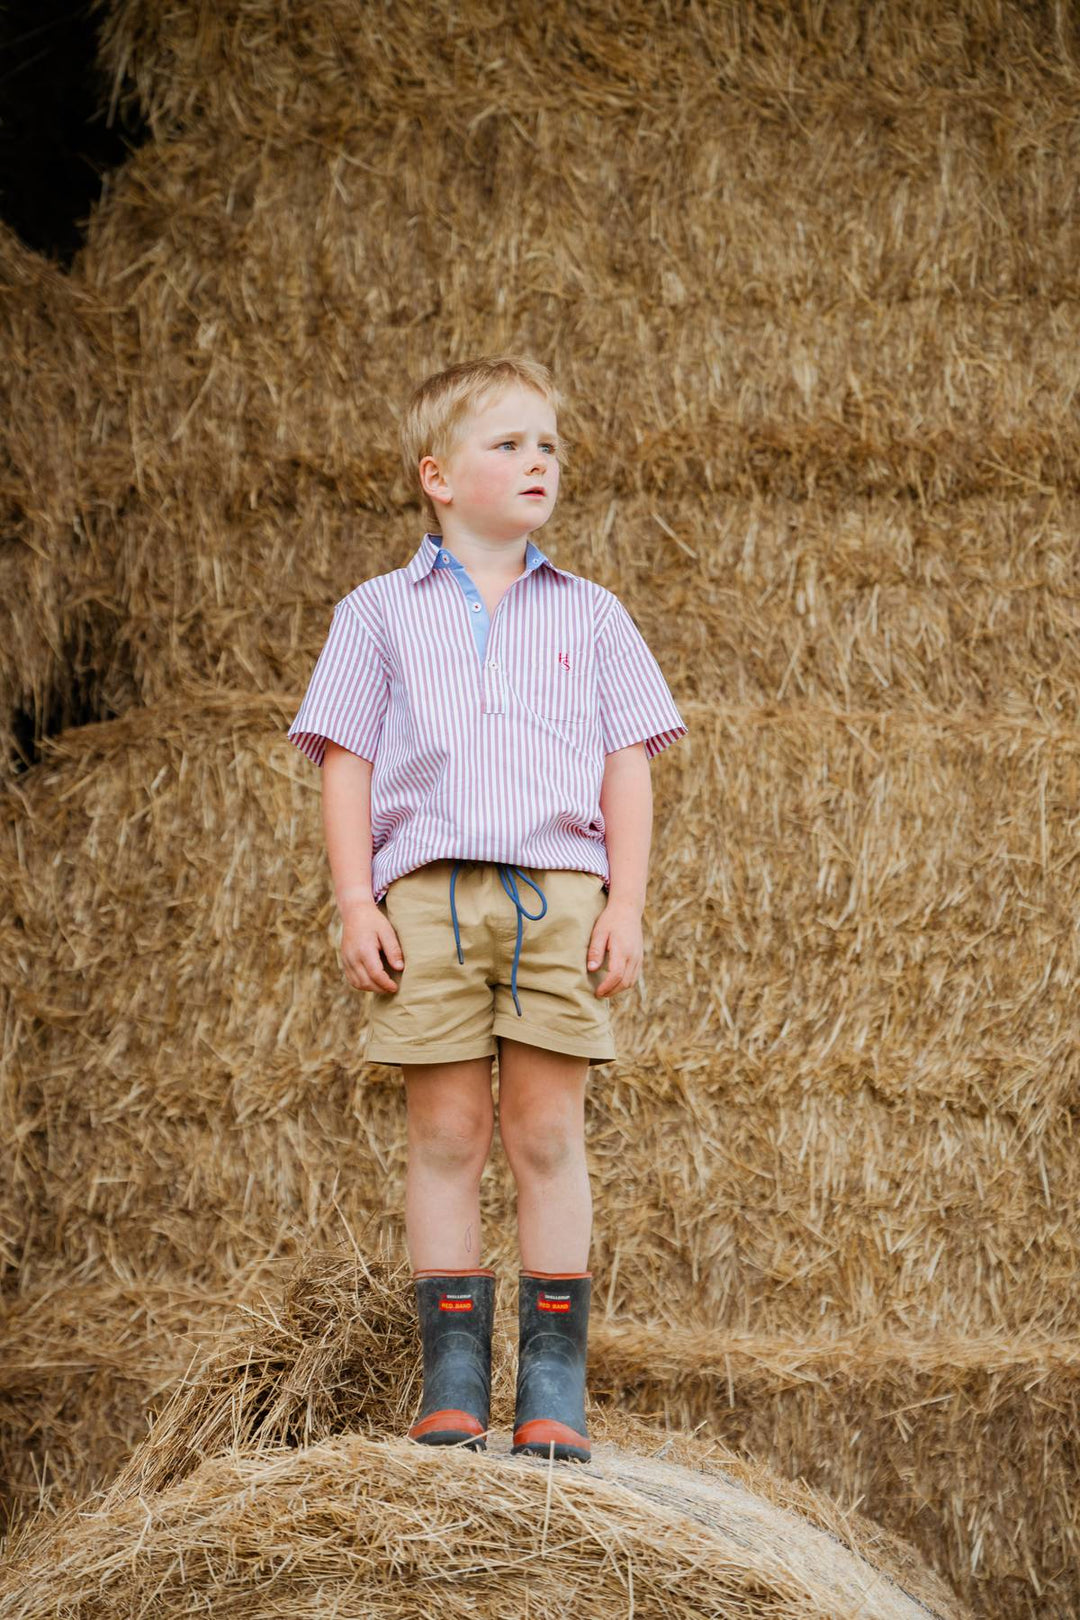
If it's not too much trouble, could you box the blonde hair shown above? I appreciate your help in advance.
[400,354,566,532]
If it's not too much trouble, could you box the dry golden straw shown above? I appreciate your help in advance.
[0,1249,963,1618]
[1,1,1078,1616]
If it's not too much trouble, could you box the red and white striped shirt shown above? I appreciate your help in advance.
[288,532,687,903]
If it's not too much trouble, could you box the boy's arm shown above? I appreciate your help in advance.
[322,740,377,913]
[598,743,652,914]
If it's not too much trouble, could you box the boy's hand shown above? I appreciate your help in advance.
[587,898,643,998]
[339,899,404,993]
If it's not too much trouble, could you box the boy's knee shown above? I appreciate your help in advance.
[501,1117,580,1178]
[412,1112,493,1172]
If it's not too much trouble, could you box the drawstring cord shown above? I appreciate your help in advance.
[449,861,548,1017]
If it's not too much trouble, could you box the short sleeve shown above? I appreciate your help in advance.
[596,596,688,760]
[287,600,389,767]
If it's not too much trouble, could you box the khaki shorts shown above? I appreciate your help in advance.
[363,859,617,1067]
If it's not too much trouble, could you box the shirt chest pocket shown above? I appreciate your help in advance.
[517,653,592,727]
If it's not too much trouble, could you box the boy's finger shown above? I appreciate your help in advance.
[362,949,400,990]
[597,954,631,995]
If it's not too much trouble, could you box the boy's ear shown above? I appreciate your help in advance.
[418,453,453,505]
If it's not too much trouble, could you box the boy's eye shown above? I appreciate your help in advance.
[498,440,557,451]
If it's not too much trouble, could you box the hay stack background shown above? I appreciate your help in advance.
[1,1,1078,1615]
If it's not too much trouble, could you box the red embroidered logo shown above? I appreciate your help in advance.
[557,651,571,671]
[438,1294,474,1312]
[538,1293,571,1312]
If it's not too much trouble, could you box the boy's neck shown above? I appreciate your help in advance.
[429,527,531,578]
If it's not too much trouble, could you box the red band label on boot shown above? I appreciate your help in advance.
[539,1294,571,1311]
[438,1295,474,1311]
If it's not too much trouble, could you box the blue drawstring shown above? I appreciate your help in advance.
[449,861,548,1017]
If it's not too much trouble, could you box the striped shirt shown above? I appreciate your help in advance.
[287,531,687,903]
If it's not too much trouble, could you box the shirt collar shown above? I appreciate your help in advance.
[405,532,571,584]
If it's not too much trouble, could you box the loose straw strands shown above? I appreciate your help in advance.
[0,1247,964,1620]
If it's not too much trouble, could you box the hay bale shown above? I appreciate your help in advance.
[0,1248,964,1620]
[1,693,1076,1610]
[5,700,1077,1330]
[4,1,1079,776]
[3,0,1079,1612]
[0,221,129,775]
[0,1437,966,1619]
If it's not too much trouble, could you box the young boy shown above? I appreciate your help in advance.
[287,354,687,1462]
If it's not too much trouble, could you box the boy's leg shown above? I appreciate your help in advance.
[496,1036,591,1271]
[401,1056,496,1270]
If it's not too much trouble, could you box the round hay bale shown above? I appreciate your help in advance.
[0,1247,965,1618]
[0,1427,963,1619]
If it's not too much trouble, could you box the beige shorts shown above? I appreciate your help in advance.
[363,859,617,1067]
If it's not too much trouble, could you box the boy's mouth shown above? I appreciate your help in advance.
[521,488,546,497]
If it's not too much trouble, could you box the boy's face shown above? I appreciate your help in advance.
[423,382,560,539]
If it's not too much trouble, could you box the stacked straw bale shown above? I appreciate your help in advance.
[2,1,1079,1615]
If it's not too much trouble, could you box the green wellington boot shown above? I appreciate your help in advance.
[511,1269,592,1462]
[407,1267,496,1450]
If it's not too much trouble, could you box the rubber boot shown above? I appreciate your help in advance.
[407,1267,495,1450]
[511,1269,592,1462]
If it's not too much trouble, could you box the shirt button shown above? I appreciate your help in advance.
[471,602,481,611]
[440,552,449,561]
[489,661,499,670]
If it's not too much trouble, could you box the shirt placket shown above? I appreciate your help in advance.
[435,546,506,715]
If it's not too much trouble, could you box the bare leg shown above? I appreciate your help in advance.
[401,1055,495,1271]
[496,1037,592,1272]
